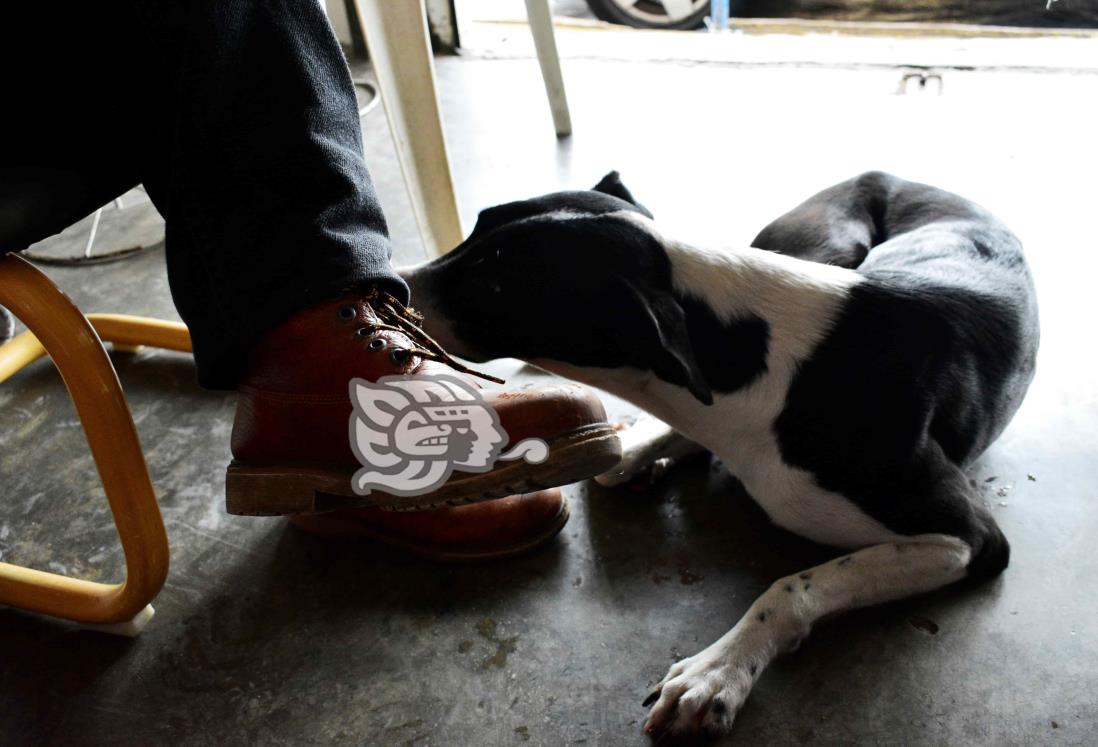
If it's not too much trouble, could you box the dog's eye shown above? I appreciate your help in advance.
[469,252,505,294]
[469,250,499,270]
[493,246,521,267]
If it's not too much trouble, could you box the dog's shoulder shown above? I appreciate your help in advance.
[773,261,1034,490]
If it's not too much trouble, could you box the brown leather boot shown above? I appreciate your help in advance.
[288,488,570,561]
[226,287,620,516]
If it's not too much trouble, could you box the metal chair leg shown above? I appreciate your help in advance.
[0,254,189,633]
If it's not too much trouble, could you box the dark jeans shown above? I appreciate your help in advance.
[3,0,407,389]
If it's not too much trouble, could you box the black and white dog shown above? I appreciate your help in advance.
[400,171,1039,736]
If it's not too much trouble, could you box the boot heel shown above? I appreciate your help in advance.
[225,463,323,516]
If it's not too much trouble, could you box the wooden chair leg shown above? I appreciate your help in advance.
[0,254,188,634]
[354,0,464,258]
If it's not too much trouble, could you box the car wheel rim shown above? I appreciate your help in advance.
[609,0,709,24]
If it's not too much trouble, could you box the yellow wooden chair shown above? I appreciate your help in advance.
[0,238,189,635]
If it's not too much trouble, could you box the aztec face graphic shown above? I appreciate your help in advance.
[349,374,548,496]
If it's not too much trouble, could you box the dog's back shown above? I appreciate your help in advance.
[752,171,1039,468]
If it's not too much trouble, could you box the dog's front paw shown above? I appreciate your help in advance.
[642,640,762,736]
[595,456,672,487]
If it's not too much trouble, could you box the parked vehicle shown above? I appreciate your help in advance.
[584,0,710,29]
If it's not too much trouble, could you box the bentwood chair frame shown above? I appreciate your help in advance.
[0,253,189,635]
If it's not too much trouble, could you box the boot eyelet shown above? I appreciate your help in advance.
[368,337,387,351]
[338,305,357,320]
[390,349,410,366]
[355,326,373,338]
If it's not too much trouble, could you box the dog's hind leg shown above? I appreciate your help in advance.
[750,171,994,268]
[595,413,706,487]
[641,460,1009,736]
[749,172,896,267]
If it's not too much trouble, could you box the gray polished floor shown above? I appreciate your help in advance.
[2,50,1096,746]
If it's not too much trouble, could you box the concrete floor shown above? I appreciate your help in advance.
[3,36,1098,746]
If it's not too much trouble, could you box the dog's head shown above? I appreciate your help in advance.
[402,172,713,405]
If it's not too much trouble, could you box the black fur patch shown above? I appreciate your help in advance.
[677,293,769,394]
[759,173,1038,565]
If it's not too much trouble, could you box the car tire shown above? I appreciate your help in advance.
[584,0,711,30]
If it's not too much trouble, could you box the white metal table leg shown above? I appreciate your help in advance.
[524,0,572,138]
[353,0,464,257]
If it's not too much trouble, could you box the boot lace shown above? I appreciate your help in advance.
[359,286,505,385]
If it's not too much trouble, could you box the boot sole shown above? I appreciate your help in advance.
[225,423,620,516]
[287,495,570,562]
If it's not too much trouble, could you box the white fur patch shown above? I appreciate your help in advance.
[574,214,898,549]
[663,236,862,365]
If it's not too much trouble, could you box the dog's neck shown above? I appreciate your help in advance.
[534,237,861,446]
[622,210,861,374]
[664,238,860,357]
[669,239,861,398]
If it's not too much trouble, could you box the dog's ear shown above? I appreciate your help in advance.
[620,281,712,406]
[593,171,654,219]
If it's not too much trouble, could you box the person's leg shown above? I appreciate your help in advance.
[121,0,406,389]
[6,2,620,552]
[6,0,403,389]
[115,1,619,534]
